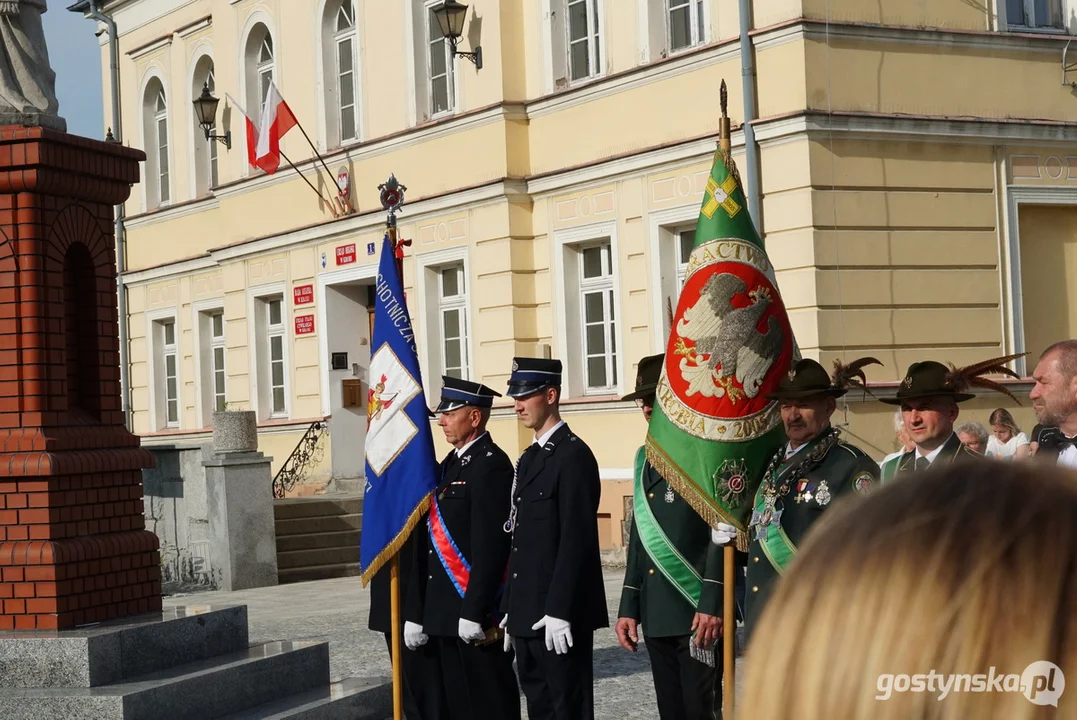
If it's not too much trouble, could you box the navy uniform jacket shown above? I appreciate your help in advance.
[501,423,609,637]
[745,432,878,641]
[617,460,725,637]
[405,433,514,637]
[892,432,982,475]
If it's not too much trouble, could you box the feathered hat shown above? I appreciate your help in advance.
[764,357,882,400]
[880,353,1026,405]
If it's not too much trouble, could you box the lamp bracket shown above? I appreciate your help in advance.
[449,37,482,69]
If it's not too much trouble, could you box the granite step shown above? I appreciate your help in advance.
[276,545,360,570]
[275,528,361,553]
[277,562,362,584]
[218,676,392,720]
[0,640,329,720]
[274,513,363,536]
[273,496,363,520]
[0,605,249,689]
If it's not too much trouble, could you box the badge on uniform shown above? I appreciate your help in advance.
[460,455,471,467]
[815,481,831,506]
[795,481,815,504]
[853,472,873,495]
[715,458,749,509]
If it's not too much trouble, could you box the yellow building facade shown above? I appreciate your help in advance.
[73,0,1075,549]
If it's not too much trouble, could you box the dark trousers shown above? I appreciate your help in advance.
[383,632,450,720]
[515,632,594,720]
[645,635,723,720]
[430,635,521,720]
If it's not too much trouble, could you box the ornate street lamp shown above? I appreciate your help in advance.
[193,82,231,149]
[431,0,482,70]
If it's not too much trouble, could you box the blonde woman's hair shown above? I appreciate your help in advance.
[740,462,1077,719]
[989,407,1021,436]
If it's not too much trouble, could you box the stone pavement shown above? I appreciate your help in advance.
[164,570,745,719]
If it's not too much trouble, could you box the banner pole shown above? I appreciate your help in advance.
[389,554,404,720]
[723,544,735,718]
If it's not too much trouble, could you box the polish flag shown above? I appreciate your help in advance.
[227,82,297,174]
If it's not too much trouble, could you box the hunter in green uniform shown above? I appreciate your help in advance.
[711,358,880,644]
[879,357,1020,476]
[616,354,725,720]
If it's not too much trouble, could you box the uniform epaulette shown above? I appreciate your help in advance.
[834,442,866,459]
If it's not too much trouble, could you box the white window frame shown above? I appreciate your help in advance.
[552,220,624,399]
[248,283,291,421]
[566,0,602,83]
[138,68,171,212]
[667,0,707,53]
[649,204,701,350]
[188,50,217,199]
[240,13,278,176]
[415,246,474,397]
[425,0,456,118]
[192,299,227,427]
[438,263,470,380]
[257,35,275,116]
[207,67,219,188]
[542,0,606,93]
[335,1,360,143]
[145,308,182,431]
[154,90,170,205]
[637,0,711,64]
[1002,0,1065,31]
[578,241,618,394]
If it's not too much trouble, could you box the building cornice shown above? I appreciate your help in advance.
[125,195,219,230]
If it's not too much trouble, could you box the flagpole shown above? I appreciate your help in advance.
[291,118,350,214]
[718,79,737,720]
[279,149,339,215]
[380,174,409,720]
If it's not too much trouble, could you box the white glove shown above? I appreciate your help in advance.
[500,614,513,652]
[458,618,486,643]
[711,522,737,546]
[403,621,428,651]
[532,615,573,655]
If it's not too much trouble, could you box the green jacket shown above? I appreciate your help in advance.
[745,428,879,642]
[617,458,724,637]
[891,432,981,476]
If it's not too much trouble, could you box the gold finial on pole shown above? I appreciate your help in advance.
[719,79,732,155]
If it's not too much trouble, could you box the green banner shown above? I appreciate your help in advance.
[646,143,799,539]
[632,447,702,608]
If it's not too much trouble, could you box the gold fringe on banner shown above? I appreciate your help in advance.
[644,437,747,534]
[359,492,433,587]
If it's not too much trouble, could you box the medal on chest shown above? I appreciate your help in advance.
[664,482,675,504]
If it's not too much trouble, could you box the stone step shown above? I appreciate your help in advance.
[273,496,363,520]
[276,545,360,570]
[274,513,363,536]
[275,528,361,553]
[0,605,249,689]
[218,676,392,720]
[278,562,362,585]
[0,640,329,720]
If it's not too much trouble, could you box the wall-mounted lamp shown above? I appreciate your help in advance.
[193,82,232,150]
[431,0,482,70]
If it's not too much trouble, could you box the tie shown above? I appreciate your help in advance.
[518,443,542,479]
[915,457,930,472]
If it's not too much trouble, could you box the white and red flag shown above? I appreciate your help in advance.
[227,81,297,174]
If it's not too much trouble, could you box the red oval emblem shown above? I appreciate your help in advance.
[664,250,794,422]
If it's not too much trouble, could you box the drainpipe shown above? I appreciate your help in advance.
[86,0,132,430]
[738,0,763,234]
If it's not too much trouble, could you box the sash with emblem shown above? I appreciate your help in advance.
[631,447,703,607]
[645,86,800,545]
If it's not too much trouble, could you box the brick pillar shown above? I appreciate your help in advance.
[0,126,159,631]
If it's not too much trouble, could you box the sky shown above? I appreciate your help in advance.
[43,2,105,140]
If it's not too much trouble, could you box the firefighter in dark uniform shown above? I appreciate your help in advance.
[368,414,444,720]
[880,359,1014,474]
[710,358,880,643]
[402,377,521,720]
[500,357,608,720]
[615,353,726,720]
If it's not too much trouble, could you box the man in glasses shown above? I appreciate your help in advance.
[615,353,725,719]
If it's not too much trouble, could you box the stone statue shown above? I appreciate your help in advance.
[0,0,66,131]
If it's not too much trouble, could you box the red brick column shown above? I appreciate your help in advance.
[0,126,159,630]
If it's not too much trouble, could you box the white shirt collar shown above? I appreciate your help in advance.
[455,431,488,458]
[784,442,808,460]
[915,434,954,465]
[534,420,566,448]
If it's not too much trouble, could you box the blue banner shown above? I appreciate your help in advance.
[359,234,438,585]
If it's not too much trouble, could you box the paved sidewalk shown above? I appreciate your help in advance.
[164,570,744,719]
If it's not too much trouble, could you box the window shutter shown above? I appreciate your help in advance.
[550,4,569,90]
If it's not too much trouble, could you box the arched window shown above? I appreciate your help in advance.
[191,55,217,197]
[244,22,276,121]
[141,76,169,209]
[322,0,360,147]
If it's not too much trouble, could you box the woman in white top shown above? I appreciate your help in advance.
[986,408,1030,460]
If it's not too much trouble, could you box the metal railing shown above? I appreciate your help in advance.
[272,420,329,499]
